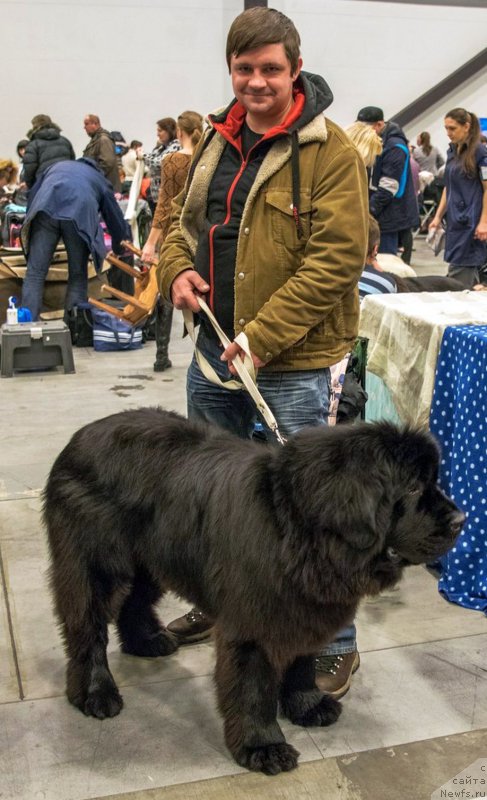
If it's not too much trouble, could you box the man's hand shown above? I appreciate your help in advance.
[220,341,266,376]
[171,270,210,312]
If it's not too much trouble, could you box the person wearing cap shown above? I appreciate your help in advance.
[22,115,75,189]
[83,114,121,192]
[357,106,418,256]
[158,7,368,701]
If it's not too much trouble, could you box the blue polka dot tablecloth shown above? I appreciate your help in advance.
[430,324,487,613]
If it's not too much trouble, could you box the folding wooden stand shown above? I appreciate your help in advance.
[88,241,159,326]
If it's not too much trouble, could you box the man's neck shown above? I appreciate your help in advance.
[245,97,295,135]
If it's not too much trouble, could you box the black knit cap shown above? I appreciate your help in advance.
[357,106,384,123]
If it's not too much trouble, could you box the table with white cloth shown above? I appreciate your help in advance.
[358,291,487,428]
[429,324,487,613]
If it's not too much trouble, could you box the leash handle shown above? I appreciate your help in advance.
[183,298,286,445]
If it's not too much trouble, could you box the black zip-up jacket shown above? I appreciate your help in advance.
[22,126,76,188]
[369,121,419,233]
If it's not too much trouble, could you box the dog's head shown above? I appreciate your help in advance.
[273,422,464,598]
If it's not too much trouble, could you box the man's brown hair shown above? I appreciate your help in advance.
[226,7,301,73]
[367,214,381,257]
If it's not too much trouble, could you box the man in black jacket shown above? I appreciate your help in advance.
[358,106,419,256]
[22,115,75,189]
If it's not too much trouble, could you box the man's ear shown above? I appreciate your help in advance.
[292,56,303,81]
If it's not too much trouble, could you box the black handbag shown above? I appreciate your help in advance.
[65,303,93,347]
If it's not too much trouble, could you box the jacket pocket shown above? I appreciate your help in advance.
[265,189,311,250]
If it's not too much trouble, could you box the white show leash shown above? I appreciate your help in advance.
[182,297,287,445]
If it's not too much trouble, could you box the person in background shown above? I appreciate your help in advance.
[141,111,204,372]
[344,121,382,168]
[141,118,181,214]
[83,114,121,192]
[22,115,75,189]
[357,106,419,257]
[429,108,487,289]
[413,131,445,176]
[0,160,18,204]
[158,7,368,700]
[358,215,397,300]
[121,140,144,189]
[21,158,131,320]
[360,214,478,297]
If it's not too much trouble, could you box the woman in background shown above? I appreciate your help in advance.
[413,131,445,176]
[142,110,204,371]
[142,118,180,215]
[429,108,487,288]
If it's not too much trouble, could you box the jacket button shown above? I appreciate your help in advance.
[238,318,245,326]
[244,227,250,235]
[200,165,206,170]
[237,272,245,280]
[265,352,272,361]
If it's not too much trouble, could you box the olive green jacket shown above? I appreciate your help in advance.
[157,115,368,370]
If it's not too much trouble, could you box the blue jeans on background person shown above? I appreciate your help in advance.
[22,211,90,320]
[187,330,357,656]
[378,230,399,255]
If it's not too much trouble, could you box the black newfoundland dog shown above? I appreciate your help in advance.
[44,408,464,775]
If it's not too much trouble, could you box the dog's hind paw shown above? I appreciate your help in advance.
[82,686,124,719]
[121,630,178,658]
[294,694,342,727]
[237,743,300,775]
[281,689,342,727]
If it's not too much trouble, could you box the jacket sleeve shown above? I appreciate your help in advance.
[244,146,368,360]
[96,135,118,179]
[22,141,40,188]
[156,191,192,298]
[370,144,407,218]
[99,189,132,253]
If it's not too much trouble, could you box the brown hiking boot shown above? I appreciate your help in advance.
[166,607,213,644]
[314,651,360,699]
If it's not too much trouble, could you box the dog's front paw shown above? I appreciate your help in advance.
[281,690,342,727]
[237,742,300,775]
[84,685,123,719]
[69,683,124,720]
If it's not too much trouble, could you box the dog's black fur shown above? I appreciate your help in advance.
[44,408,464,775]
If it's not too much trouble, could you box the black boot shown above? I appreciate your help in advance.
[154,299,173,372]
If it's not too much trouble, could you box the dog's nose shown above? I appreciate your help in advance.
[450,510,466,537]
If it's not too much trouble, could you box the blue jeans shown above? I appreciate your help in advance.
[22,212,90,320]
[378,230,398,255]
[187,332,357,655]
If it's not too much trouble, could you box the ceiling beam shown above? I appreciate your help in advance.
[391,47,487,127]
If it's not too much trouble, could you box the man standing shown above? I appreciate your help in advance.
[357,106,418,255]
[157,7,368,698]
[21,158,130,320]
[83,114,121,192]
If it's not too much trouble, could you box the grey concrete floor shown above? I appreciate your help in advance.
[0,239,486,800]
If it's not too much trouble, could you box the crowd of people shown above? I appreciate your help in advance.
[0,4,486,704]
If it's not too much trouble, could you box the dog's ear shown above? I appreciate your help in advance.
[323,475,384,552]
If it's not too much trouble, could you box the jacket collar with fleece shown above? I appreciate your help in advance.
[180,74,334,256]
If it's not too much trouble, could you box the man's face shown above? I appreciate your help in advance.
[84,118,99,136]
[371,120,385,135]
[230,43,302,126]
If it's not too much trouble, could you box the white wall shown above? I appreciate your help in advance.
[1,0,486,164]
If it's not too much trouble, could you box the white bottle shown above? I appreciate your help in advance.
[7,297,18,324]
